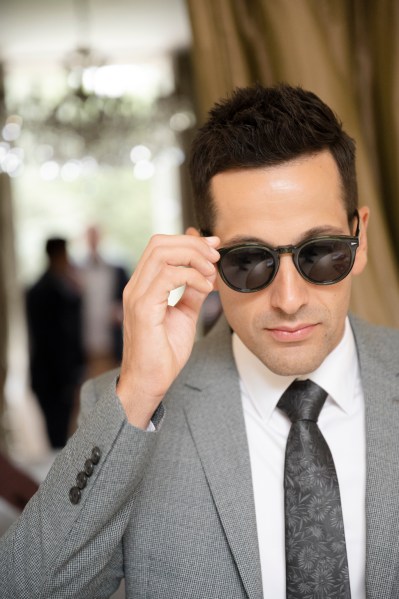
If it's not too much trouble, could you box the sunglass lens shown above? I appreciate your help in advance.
[298,240,353,283]
[220,247,276,291]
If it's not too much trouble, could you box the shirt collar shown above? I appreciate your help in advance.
[232,317,359,423]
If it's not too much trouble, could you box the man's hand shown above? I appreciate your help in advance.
[116,234,220,428]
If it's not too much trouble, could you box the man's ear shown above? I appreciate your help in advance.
[185,226,201,237]
[352,205,370,276]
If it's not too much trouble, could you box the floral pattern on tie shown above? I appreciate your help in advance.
[278,379,351,599]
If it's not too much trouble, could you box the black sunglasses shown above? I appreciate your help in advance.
[216,211,360,293]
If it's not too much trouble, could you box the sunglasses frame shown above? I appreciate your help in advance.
[216,211,360,293]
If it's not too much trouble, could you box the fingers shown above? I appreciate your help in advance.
[125,234,220,304]
[117,234,220,426]
[131,265,214,323]
[174,276,217,320]
[136,234,219,276]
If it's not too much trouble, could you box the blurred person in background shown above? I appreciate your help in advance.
[80,225,129,378]
[26,237,85,449]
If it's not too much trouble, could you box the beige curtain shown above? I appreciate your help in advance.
[186,0,399,328]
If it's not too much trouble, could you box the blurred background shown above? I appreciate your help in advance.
[0,1,398,590]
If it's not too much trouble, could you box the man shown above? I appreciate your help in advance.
[80,225,129,379]
[26,237,85,448]
[1,84,398,599]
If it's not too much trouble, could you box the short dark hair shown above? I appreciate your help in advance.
[189,83,358,233]
[45,237,67,259]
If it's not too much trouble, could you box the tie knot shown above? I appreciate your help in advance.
[277,379,328,423]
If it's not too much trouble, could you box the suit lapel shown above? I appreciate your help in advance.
[352,318,399,599]
[182,320,263,599]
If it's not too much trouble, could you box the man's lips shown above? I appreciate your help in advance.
[266,323,318,342]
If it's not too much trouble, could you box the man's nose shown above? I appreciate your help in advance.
[268,254,309,314]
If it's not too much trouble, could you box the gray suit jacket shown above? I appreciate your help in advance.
[0,316,398,599]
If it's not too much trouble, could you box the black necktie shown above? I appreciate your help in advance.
[277,379,351,599]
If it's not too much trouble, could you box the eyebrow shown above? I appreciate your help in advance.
[222,225,349,248]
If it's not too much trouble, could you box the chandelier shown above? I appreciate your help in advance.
[0,30,195,179]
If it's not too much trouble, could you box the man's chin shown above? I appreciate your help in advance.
[259,349,325,377]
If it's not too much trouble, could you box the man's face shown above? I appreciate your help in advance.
[211,151,369,375]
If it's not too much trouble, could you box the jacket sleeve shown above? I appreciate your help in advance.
[0,374,163,599]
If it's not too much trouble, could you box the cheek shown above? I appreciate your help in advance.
[213,272,222,292]
[319,281,352,326]
[218,286,262,330]
[351,248,368,276]
[217,287,239,318]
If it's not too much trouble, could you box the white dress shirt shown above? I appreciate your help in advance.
[232,317,366,599]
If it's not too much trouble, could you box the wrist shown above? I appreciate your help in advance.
[116,376,164,429]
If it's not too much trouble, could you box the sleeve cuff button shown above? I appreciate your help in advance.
[91,446,101,464]
[76,471,88,489]
[84,459,94,476]
[69,486,81,505]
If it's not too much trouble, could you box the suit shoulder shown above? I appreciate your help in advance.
[350,315,399,372]
[350,315,399,345]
